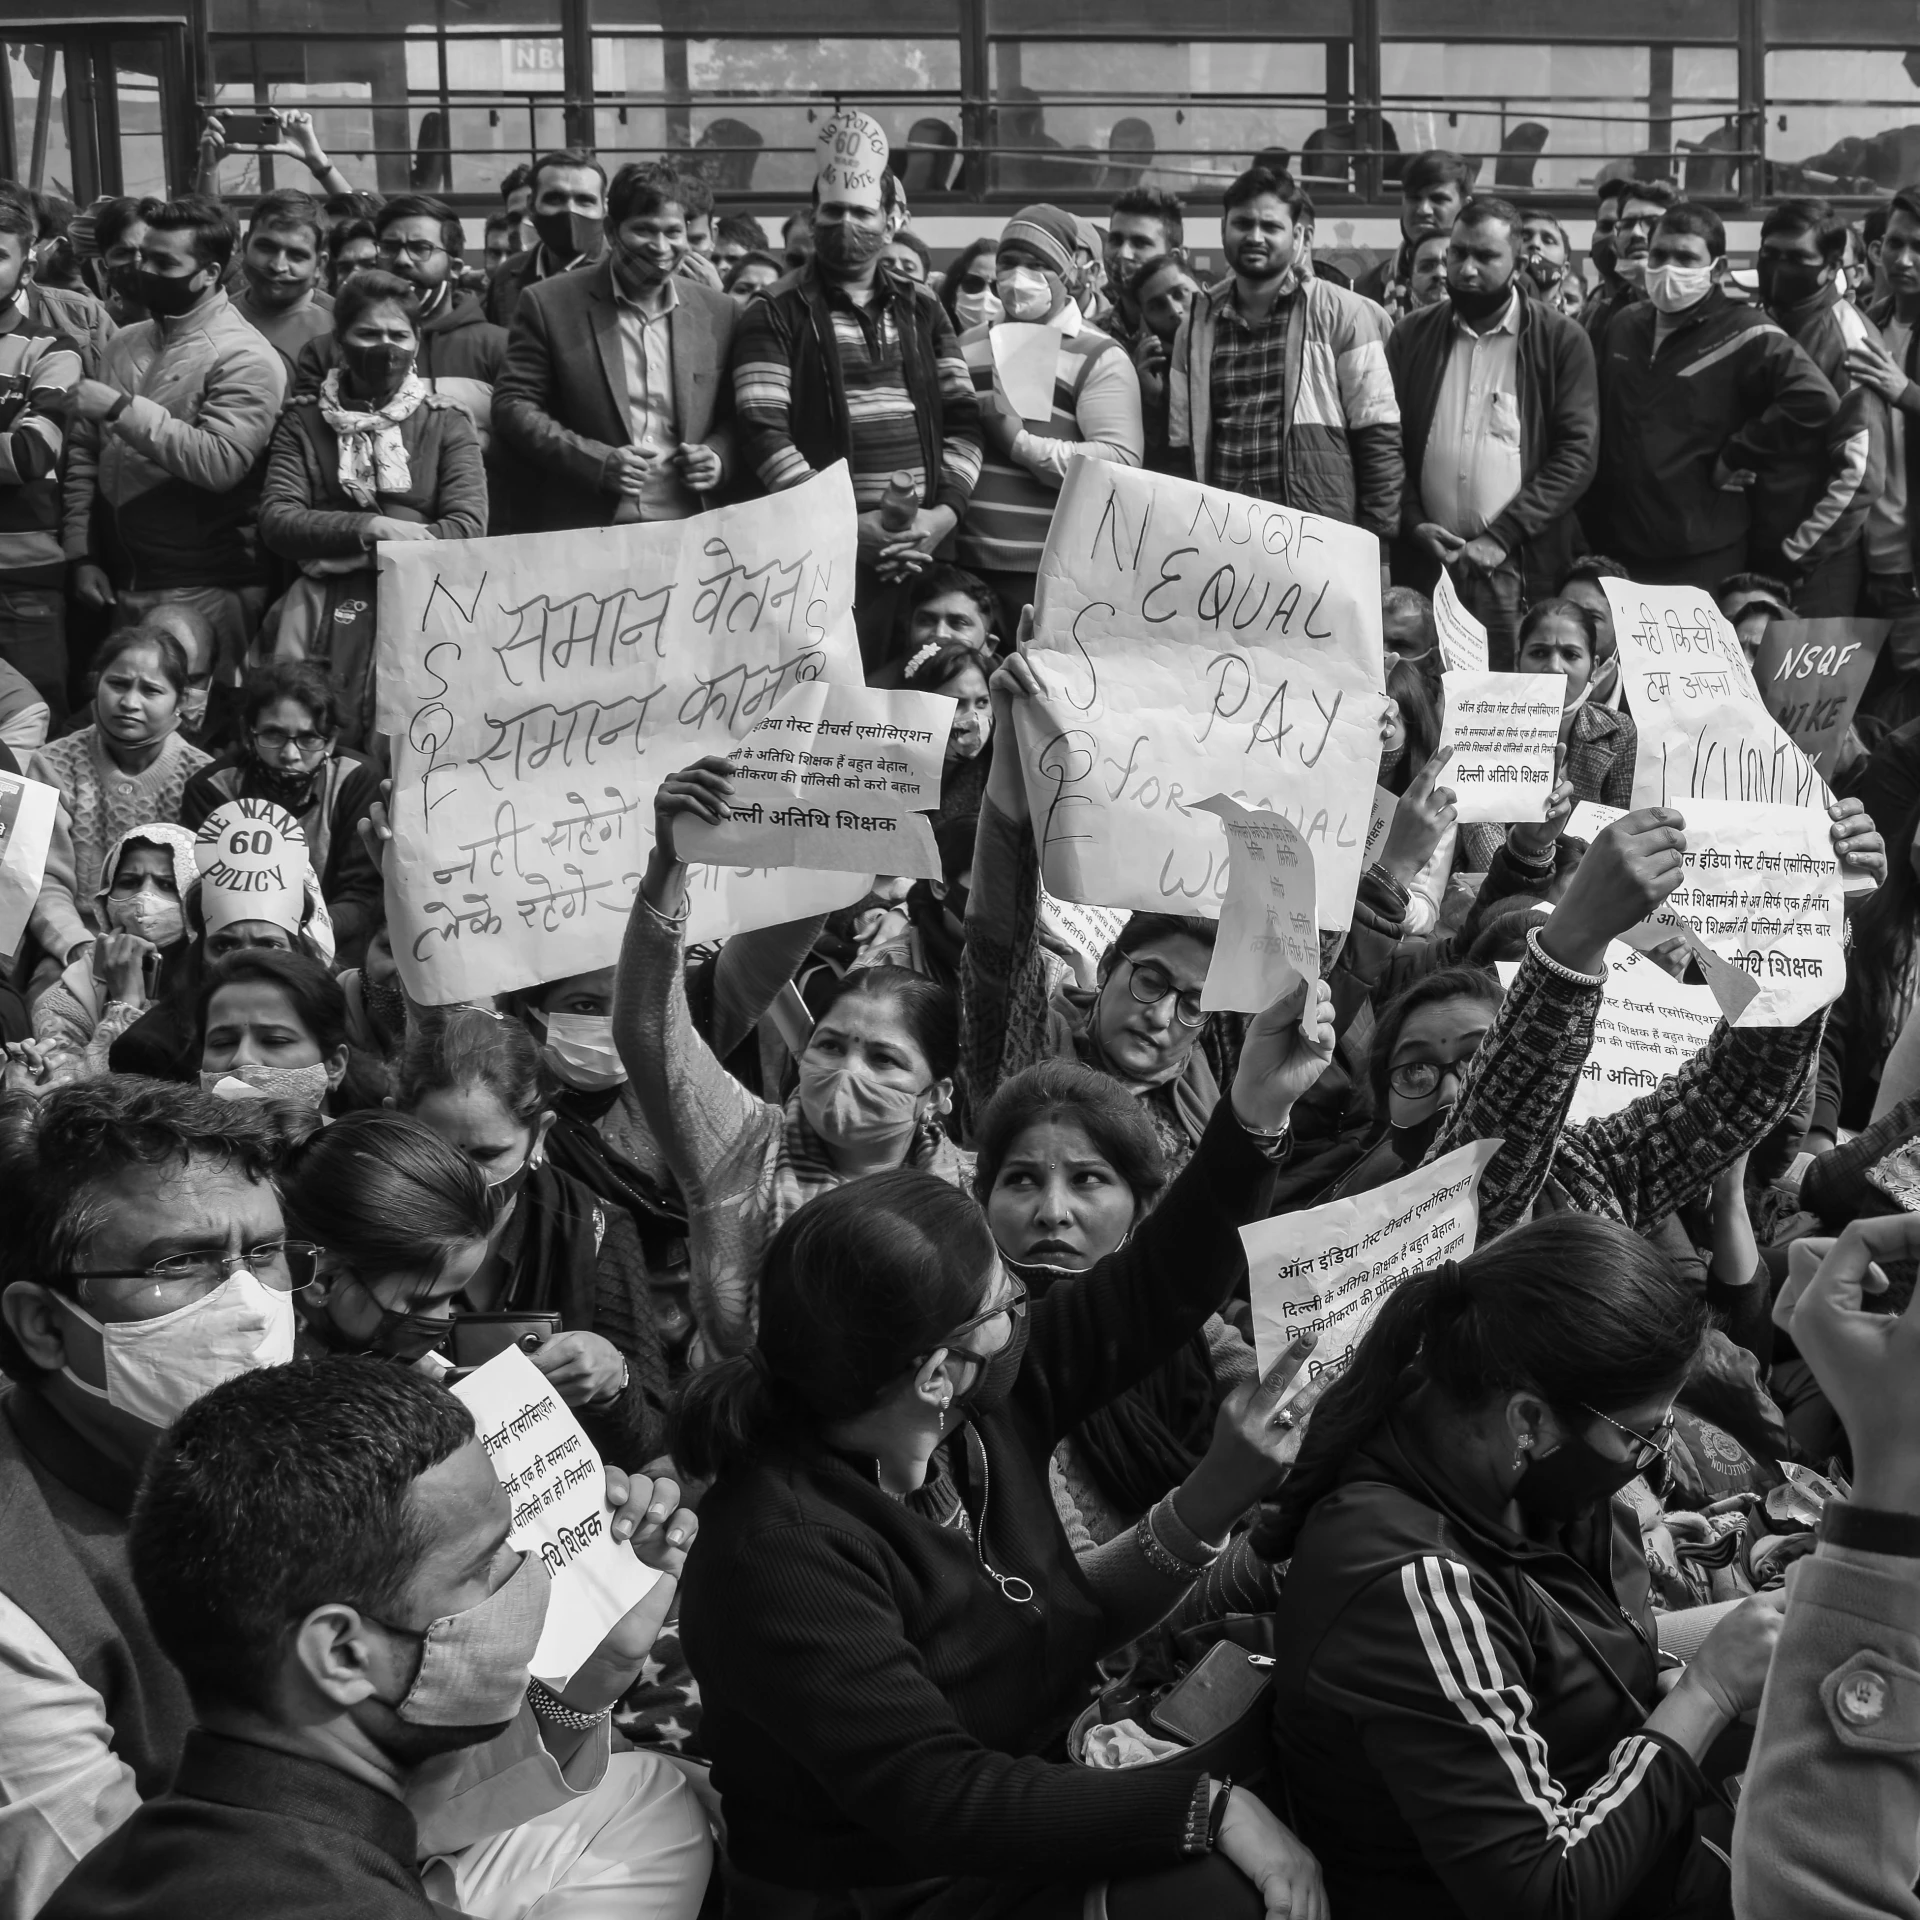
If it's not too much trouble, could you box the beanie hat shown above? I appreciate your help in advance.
[999,205,1078,280]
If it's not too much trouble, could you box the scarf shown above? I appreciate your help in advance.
[318,368,427,509]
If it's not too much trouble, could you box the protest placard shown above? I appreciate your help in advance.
[1498,943,1722,1122]
[0,770,58,962]
[1194,795,1319,1012]
[1602,579,1826,809]
[374,463,870,1003]
[674,682,952,880]
[1242,1138,1502,1398]
[1753,617,1890,777]
[1432,567,1490,673]
[1364,785,1397,866]
[1012,458,1385,931]
[1037,887,1128,989]
[1437,671,1563,822]
[452,1345,660,1690]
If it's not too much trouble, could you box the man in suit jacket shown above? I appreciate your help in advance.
[494,160,735,533]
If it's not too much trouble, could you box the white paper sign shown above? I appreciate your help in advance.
[675,682,951,880]
[374,464,871,1003]
[1014,458,1385,931]
[1363,785,1398,866]
[1437,671,1564,823]
[990,322,1063,420]
[1037,887,1128,988]
[0,770,58,961]
[1602,579,1827,810]
[815,108,890,210]
[1195,795,1319,1012]
[1242,1138,1502,1398]
[452,1346,660,1690]
[1432,568,1489,673]
[195,797,310,935]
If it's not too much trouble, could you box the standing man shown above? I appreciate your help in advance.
[1752,197,1885,617]
[1388,196,1598,670]
[1595,202,1837,590]
[230,189,332,384]
[495,161,735,533]
[956,205,1142,640]
[1101,186,1184,352]
[731,109,981,672]
[62,193,285,677]
[484,150,607,331]
[1355,150,1471,320]
[1585,177,1677,348]
[1167,166,1401,550]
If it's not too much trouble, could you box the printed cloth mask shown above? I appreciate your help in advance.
[533,208,602,263]
[815,221,886,273]
[996,266,1054,322]
[1644,261,1715,315]
[363,975,408,1043]
[371,1547,551,1728]
[538,1011,628,1091]
[247,752,324,816]
[1513,1429,1647,1525]
[60,1271,296,1427]
[200,1061,334,1110]
[107,885,185,947]
[798,1057,927,1153]
[955,286,1004,330]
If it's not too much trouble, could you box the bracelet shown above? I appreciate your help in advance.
[527,1678,611,1731]
[1524,925,1607,988]
[1364,861,1411,908]
[1233,1111,1292,1164]
[640,889,691,931]
[103,393,131,424]
[1819,1500,1920,1559]
[1135,1495,1221,1580]
[1206,1778,1235,1851]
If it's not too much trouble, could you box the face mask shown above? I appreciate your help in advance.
[59,1271,296,1428]
[1448,279,1513,323]
[1389,1106,1453,1166]
[107,885,185,947]
[369,1547,550,1729]
[362,974,407,1043]
[487,1159,533,1221]
[200,1061,334,1110]
[136,268,206,318]
[814,220,886,274]
[1590,234,1617,279]
[1644,261,1715,315]
[308,1273,452,1363]
[1758,258,1825,311]
[107,261,145,309]
[798,1056,928,1154]
[949,1311,1030,1413]
[1512,1427,1647,1526]
[996,266,1053,322]
[342,341,413,390]
[538,1010,627,1092]
[533,208,601,263]
[247,754,323,814]
[1615,254,1647,290]
[955,286,1004,330]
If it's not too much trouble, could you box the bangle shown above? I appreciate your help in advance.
[1135,1495,1222,1579]
[640,888,690,931]
[1364,861,1411,907]
[103,393,131,424]
[1233,1110,1292,1164]
[1206,1779,1235,1851]
[1524,924,1607,987]
[1819,1500,1920,1559]
[527,1678,611,1730]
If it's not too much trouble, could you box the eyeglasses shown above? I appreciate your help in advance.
[254,724,327,755]
[1116,955,1206,1029]
[1386,1048,1483,1100]
[1580,1403,1676,1474]
[943,1275,1030,1350]
[375,238,445,264]
[63,1241,319,1319]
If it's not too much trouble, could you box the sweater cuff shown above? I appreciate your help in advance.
[1638,1727,1712,1802]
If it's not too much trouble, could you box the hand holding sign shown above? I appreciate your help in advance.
[1540,806,1689,977]
[1229,974,1337,1134]
[1376,747,1457,888]
[1437,672,1563,822]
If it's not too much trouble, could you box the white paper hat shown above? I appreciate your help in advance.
[194,798,314,940]
[815,109,890,212]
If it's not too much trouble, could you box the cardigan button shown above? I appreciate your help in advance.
[1837,1670,1888,1726]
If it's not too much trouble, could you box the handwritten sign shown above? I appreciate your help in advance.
[195,797,309,936]
[1753,616,1890,777]
[1014,458,1385,931]
[675,682,951,879]
[815,107,890,211]
[1602,579,1826,810]
[374,464,870,1003]
[1432,568,1489,673]
[452,1346,660,1690]
[0,770,58,962]
[1195,795,1319,1012]
[1241,1138,1501,1398]
[1437,671,1563,822]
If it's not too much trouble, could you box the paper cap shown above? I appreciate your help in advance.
[815,109,891,212]
[195,798,313,938]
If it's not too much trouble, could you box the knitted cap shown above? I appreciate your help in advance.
[999,205,1078,279]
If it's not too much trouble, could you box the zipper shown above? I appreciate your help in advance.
[966,1426,1035,1606]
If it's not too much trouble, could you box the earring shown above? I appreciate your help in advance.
[1513,1435,1531,1473]
[937,1390,952,1434]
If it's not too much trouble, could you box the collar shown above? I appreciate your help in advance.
[156,285,224,334]
[4,1378,144,1519]
[1224,275,1296,323]
[613,268,679,320]
[175,1729,418,1865]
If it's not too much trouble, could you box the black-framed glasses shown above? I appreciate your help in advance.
[62,1241,319,1319]
[254,724,327,755]
[943,1276,1029,1350]
[1387,1048,1483,1101]
[1581,1403,1676,1474]
[1117,955,1206,1029]
[375,237,445,263]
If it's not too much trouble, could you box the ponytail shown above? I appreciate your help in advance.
[672,1352,790,1482]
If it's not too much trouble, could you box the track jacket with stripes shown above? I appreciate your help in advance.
[1271,1419,1714,1919]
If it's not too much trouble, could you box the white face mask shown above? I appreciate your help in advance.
[955,286,1004,331]
[539,1010,628,1092]
[996,266,1053,323]
[107,884,185,947]
[59,1271,296,1428]
[1645,261,1715,314]
[199,1061,334,1110]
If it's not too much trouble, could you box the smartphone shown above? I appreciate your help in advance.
[216,108,281,149]
[448,1311,560,1370]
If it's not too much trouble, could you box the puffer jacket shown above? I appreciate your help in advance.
[1168,273,1402,536]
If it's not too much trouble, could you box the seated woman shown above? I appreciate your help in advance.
[1379,655,1453,936]
[31,823,197,1085]
[397,1006,670,1468]
[902,632,995,831]
[197,946,353,1115]
[179,661,382,964]
[615,760,973,1358]
[259,267,487,748]
[1264,1214,1781,1919]
[26,627,211,983]
[679,978,1338,1920]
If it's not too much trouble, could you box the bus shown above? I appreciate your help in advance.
[6,0,1920,262]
